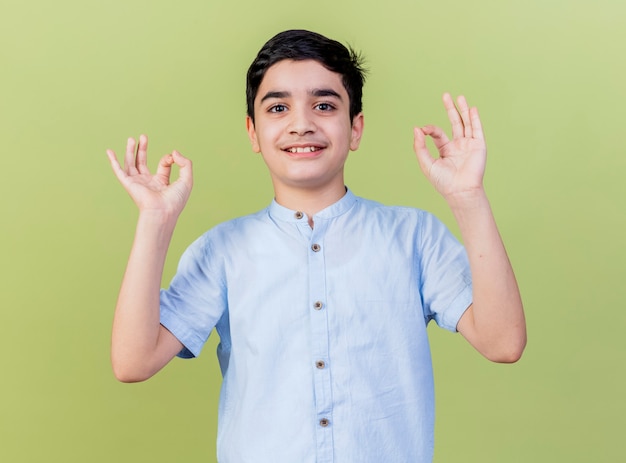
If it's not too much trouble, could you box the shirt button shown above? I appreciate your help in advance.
[315,360,325,369]
[311,243,321,252]
[294,211,303,219]
[313,301,323,310]
[319,418,330,427]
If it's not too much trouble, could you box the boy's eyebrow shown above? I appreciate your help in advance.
[259,88,343,103]
[260,91,290,103]
[310,88,343,100]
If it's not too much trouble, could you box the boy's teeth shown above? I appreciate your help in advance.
[288,146,319,153]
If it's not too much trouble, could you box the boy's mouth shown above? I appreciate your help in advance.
[284,146,323,154]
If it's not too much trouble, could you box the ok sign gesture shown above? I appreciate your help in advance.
[106,135,193,219]
[413,93,487,203]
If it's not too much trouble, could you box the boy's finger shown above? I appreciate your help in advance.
[106,149,127,183]
[124,137,138,175]
[421,125,450,152]
[155,153,174,181]
[456,95,472,138]
[443,93,464,139]
[470,107,484,140]
[413,127,434,176]
[136,134,149,174]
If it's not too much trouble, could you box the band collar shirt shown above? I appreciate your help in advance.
[160,188,473,463]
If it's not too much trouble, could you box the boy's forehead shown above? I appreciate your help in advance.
[257,59,345,95]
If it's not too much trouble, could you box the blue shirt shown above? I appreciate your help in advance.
[160,189,473,463]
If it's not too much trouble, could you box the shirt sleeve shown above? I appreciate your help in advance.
[417,211,473,332]
[160,233,227,358]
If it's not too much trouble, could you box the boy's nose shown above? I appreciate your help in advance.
[288,108,316,136]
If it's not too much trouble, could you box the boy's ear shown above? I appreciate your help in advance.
[246,116,261,153]
[350,113,365,151]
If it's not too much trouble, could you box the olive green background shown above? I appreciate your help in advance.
[1,0,624,461]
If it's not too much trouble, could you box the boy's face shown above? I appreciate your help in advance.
[246,59,364,195]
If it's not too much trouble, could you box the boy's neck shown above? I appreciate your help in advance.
[273,183,347,228]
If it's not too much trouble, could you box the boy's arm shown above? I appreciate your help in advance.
[106,135,193,382]
[413,94,526,363]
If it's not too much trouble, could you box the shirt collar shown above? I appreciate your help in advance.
[268,188,358,223]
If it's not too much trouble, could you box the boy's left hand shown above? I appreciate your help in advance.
[413,93,487,203]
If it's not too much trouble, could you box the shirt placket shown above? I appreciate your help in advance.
[307,220,334,463]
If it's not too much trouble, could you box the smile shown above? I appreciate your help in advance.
[284,146,323,154]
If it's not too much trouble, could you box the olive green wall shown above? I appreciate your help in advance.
[1,0,624,461]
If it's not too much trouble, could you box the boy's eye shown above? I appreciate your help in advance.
[315,103,335,111]
[269,104,287,113]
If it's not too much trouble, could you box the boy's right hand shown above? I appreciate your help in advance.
[106,135,193,218]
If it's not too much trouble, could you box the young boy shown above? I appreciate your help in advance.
[106,30,525,463]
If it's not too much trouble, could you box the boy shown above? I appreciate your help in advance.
[106,29,525,463]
